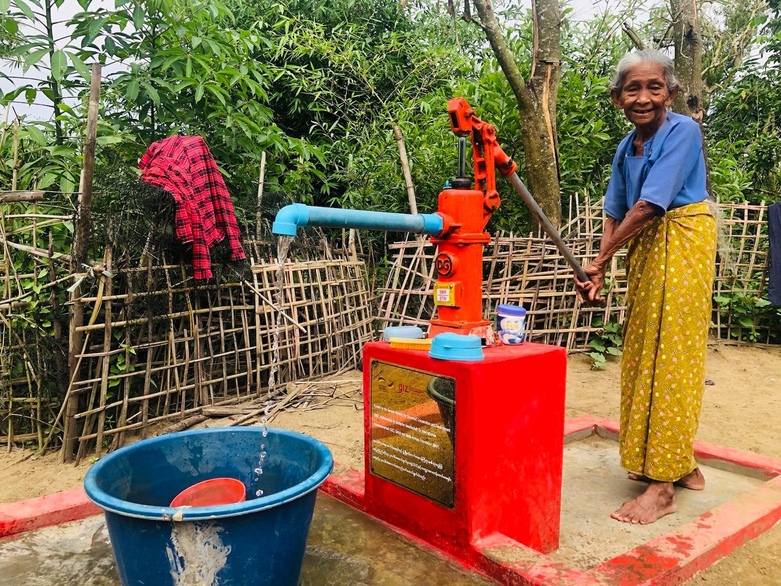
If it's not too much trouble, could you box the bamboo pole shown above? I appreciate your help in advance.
[0,191,45,202]
[392,122,430,278]
[73,63,101,267]
[62,63,101,463]
[11,120,19,191]
[392,123,417,215]
[256,151,266,241]
[94,242,113,456]
[6,396,12,452]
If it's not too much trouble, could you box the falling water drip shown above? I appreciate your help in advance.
[253,406,274,498]
[261,404,270,438]
[254,237,292,500]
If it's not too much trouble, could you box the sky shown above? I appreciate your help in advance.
[1,0,663,122]
[1,0,115,122]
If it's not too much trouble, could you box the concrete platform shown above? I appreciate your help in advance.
[555,436,762,569]
[2,415,780,585]
[322,415,781,585]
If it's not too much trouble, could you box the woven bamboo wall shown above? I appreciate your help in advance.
[1,195,75,450]
[0,190,374,455]
[59,255,373,460]
[711,202,775,342]
[377,199,778,349]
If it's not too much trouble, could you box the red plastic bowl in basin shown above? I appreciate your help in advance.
[170,477,247,508]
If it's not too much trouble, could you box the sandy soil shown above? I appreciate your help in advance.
[0,451,93,504]
[2,343,780,585]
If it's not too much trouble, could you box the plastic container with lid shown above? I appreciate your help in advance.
[496,304,526,345]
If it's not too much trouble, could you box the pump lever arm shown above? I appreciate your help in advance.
[448,97,515,219]
[507,173,591,284]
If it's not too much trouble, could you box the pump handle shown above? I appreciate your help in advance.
[507,173,590,284]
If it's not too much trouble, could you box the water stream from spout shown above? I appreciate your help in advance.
[253,235,293,498]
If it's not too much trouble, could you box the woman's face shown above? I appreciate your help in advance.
[611,62,678,135]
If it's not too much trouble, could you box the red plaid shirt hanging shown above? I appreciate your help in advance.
[139,135,246,279]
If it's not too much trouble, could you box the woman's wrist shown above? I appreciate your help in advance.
[591,256,608,273]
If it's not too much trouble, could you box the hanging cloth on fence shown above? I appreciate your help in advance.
[769,202,781,307]
[139,135,246,279]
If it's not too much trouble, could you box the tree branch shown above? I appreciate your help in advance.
[471,0,531,111]
[622,23,646,50]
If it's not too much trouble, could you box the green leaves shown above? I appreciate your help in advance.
[0,0,770,250]
[713,292,780,343]
[13,0,34,20]
[49,48,66,80]
[125,77,138,101]
[586,318,623,369]
[132,4,144,28]
[706,64,781,204]
[24,123,46,145]
[140,80,159,104]
[68,51,89,80]
[21,47,46,69]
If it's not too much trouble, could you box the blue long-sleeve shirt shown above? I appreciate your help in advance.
[603,111,708,221]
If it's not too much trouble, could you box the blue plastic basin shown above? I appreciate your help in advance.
[84,427,333,586]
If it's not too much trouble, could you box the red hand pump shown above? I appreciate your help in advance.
[429,98,590,337]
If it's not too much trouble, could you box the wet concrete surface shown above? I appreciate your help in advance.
[0,515,115,586]
[0,494,494,586]
[554,436,763,569]
[301,496,493,586]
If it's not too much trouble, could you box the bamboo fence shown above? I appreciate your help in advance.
[56,251,373,463]
[0,185,375,457]
[1,192,76,451]
[377,197,778,350]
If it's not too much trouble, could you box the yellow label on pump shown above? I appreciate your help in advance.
[434,282,457,307]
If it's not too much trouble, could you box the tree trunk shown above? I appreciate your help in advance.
[669,0,711,195]
[472,0,563,228]
[670,0,703,121]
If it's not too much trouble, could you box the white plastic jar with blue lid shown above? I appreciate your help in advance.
[496,304,526,344]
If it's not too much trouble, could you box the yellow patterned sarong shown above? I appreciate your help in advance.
[619,201,717,482]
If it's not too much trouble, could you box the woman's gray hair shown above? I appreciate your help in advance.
[609,49,680,94]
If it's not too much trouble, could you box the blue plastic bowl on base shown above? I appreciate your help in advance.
[382,325,425,341]
[84,427,333,586]
[429,333,484,361]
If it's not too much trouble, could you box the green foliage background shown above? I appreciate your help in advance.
[1,0,780,228]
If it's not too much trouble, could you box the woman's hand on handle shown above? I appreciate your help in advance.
[575,263,606,304]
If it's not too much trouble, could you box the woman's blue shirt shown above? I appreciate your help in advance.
[603,111,708,221]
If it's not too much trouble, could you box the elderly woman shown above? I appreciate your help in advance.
[576,49,717,525]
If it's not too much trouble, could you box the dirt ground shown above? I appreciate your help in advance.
[2,342,780,585]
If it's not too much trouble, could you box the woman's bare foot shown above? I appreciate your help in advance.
[627,468,705,490]
[611,481,677,524]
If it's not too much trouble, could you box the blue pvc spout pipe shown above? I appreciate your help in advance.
[272,203,444,237]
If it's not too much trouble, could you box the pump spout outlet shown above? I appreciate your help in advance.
[272,203,445,237]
